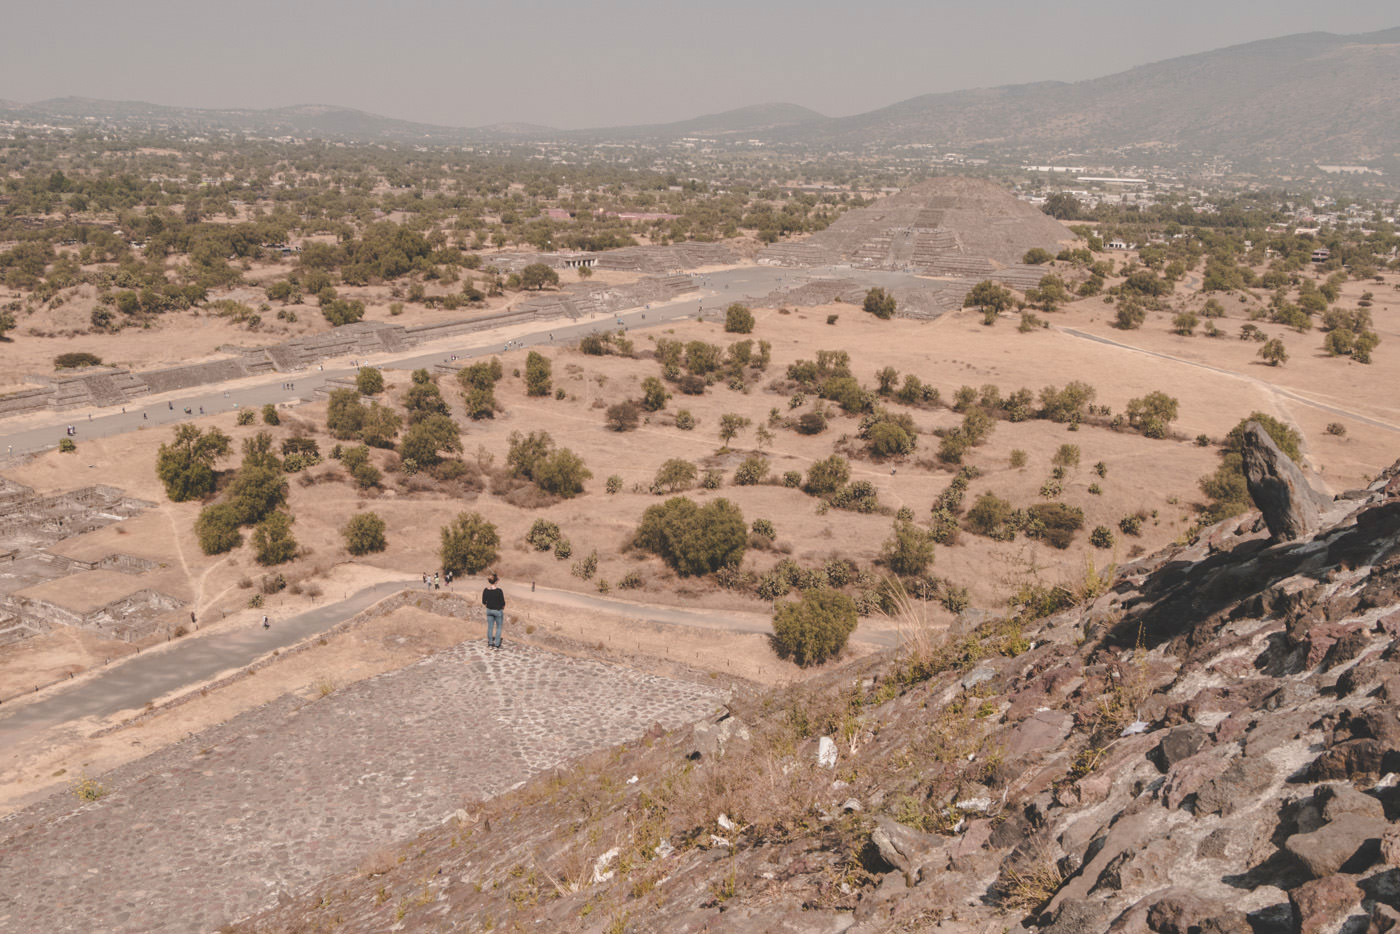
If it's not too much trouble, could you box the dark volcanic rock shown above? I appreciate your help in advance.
[1240,421,1330,541]
[1284,813,1384,879]
[1154,724,1211,772]
[1144,888,1250,934]
[1287,873,1364,934]
[1193,757,1277,816]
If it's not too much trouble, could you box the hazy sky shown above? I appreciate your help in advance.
[2,0,1395,129]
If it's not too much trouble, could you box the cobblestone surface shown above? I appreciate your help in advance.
[0,640,722,933]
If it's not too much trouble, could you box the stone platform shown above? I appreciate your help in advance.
[0,640,722,933]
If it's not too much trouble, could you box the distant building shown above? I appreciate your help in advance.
[1106,239,1130,251]
[1311,248,1330,262]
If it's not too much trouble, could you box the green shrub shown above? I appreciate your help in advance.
[752,518,777,539]
[527,519,563,551]
[772,588,859,666]
[883,520,935,576]
[724,303,755,334]
[326,388,366,440]
[733,456,769,486]
[966,492,1016,539]
[1010,449,1028,468]
[439,512,499,575]
[252,511,298,565]
[1089,526,1115,549]
[58,437,76,453]
[506,430,589,497]
[524,350,552,396]
[355,368,385,395]
[804,455,850,496]
[674,409,696,431]
[654,458,697,493]
[1024,503,1084,549]
[782,470,803,488]
[606,474,623,494]
[641,376,670,412]
[157,425,232,501]
[343,512,388,555]
[1052,444,1080,469]
[54,352,103,369]
[863,288,896,319]
[830,480,880,513]
[195,502,243,554]
[236,409,255,426]
[632,496,746,576]
[261,404,280,426]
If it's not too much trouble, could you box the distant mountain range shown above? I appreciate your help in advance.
[2,27,1397,168]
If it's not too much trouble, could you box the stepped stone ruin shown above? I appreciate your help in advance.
[0,481,174,646]
[0,274,698,417]
[757,176,1071,274]
[756,177,1073,318]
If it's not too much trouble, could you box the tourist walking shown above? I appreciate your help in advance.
[482,573,505,649]
[262,615,269,629]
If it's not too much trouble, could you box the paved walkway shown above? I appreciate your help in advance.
[0,639,722,934]
[0,579,417,743]
[0,264,933,459]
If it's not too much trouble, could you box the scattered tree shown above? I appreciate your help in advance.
[524,350,552,396]
[439,512,500,575]
[252,511,298,565]
[632,496,746,577]
[805,455,850,496]
[963,280,1015,323]
[156,425,232,501]
[882,520,935,576]
[1259,338,1288,366]
[654,458,698,493]
[398,414,462,468]
[863,287,896,319]
[355,367,385,395]
[520,262,560,291]
[195,503,242,554]
[605,399,642,432]
[724,303,755,333]
[717,412,751,448]
[343,512,388,555]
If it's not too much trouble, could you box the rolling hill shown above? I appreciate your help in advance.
[773,27,1400,167]
[2,27,1397,168]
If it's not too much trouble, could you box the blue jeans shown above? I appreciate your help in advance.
[486,609,503,647]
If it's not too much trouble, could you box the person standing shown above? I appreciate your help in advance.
[482,573,505,649]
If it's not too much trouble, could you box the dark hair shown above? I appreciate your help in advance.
[488,573,498,585]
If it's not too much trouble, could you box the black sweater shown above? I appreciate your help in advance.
[482,585,505,610]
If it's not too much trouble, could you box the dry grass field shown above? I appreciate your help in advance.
[3,256,1396,814]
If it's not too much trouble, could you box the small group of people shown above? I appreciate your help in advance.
[280,382,295,390]
[65,425,76,436]
[422,569,454,590]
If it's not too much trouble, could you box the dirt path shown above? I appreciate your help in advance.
[1057,326,1400,434]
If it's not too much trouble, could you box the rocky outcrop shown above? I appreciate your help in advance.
[1241,420,1331,540]
[223,458,1400,934]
